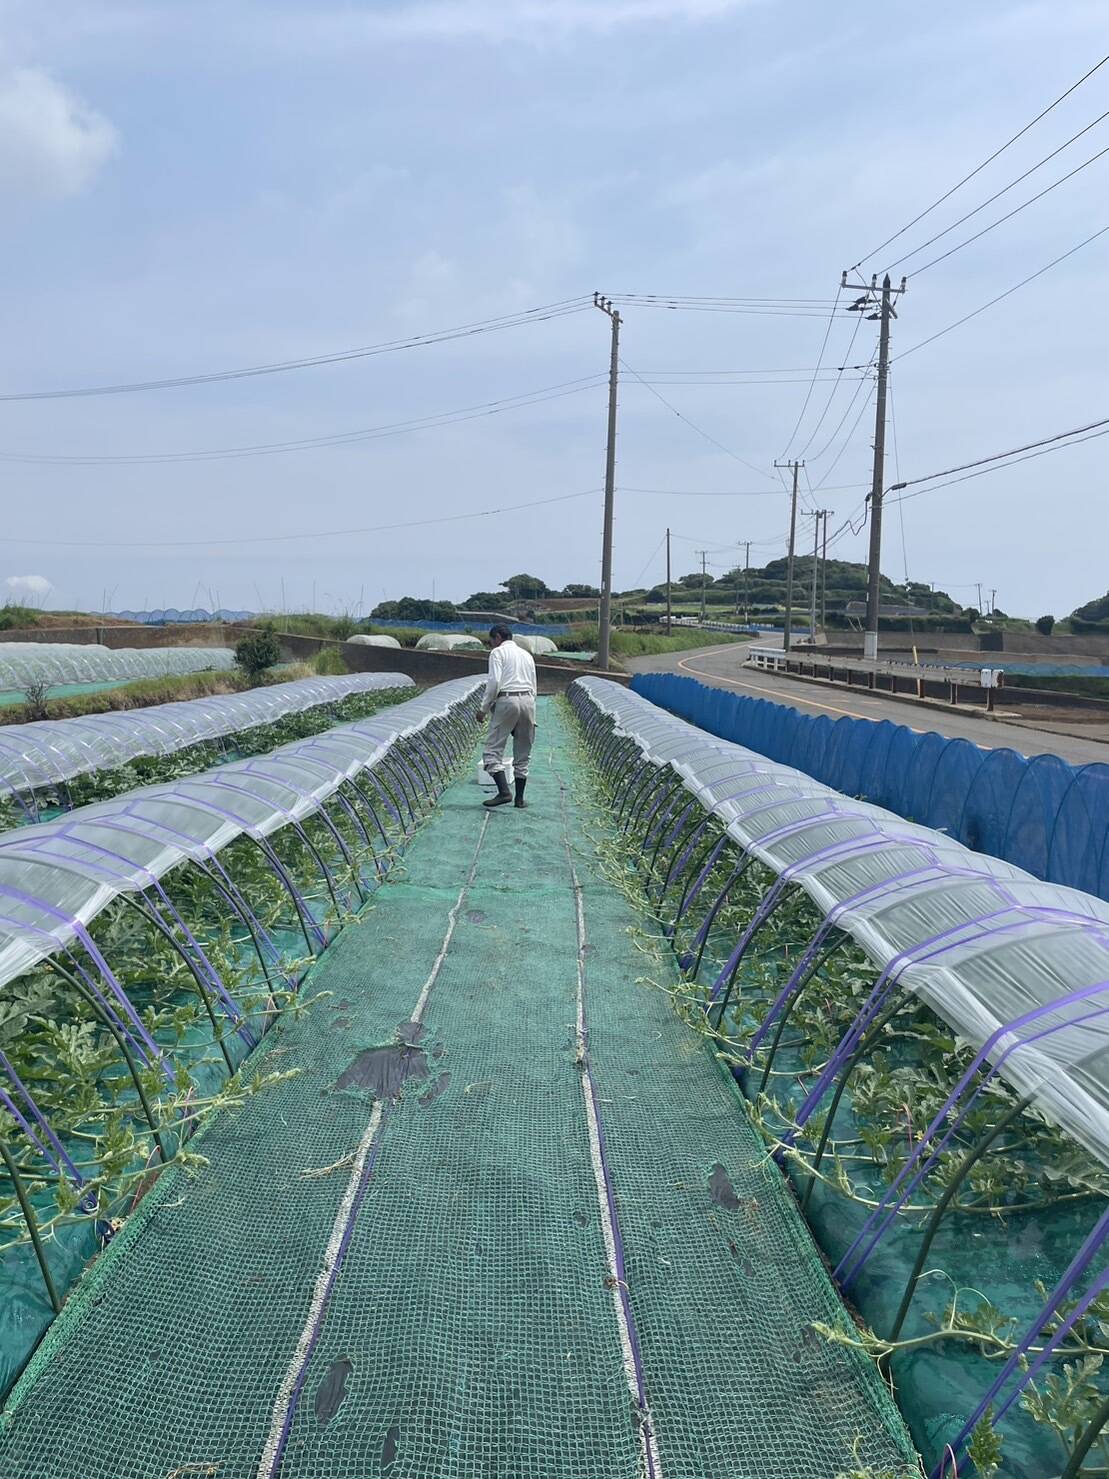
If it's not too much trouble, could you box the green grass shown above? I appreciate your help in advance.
[1005,672,1109,700]
[564,625,750,658]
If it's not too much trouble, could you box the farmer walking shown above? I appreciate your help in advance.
[479,624,536,809]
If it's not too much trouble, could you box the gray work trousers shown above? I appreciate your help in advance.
[482,693,536,777]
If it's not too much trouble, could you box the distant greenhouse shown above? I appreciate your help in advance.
[0,644,235,693]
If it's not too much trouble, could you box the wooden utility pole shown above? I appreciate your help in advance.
[820,518,829,631]
[743,540,751,626]
[665,527,672,633]
[593,292,621,670]
[698,550,708,624]
[840,270,907,660]
[775,459,802,652]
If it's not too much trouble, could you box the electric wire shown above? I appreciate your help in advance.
[3,488,601,550]
[810,384,878,490]
[895,223,1109,360]
[795,311,866,459]
[852,52,1109,268]
[903,135,1109,277]
[0,297,592,402]
[886,423,1109,506]
[619,485,782,497]
[890,413,1109,489]
[619,358,778,482]
[779,283,844,458]
[0,376,607,466]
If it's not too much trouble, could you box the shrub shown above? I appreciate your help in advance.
[22,678,51,720]
[1035,614,1055,636]
[313,646,348,676]
[234,629,282,677]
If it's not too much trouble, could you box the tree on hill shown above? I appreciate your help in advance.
[1035,615,1055,635]
[1071,591,1109,624]
[459,591,509,611]
[561,583,599,597]
[500,573,549,599]
[371,597,457,622]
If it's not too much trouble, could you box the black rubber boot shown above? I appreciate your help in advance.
[514,776,528,809]
[483,771,512,808]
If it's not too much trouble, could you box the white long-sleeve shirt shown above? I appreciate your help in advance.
[482,641,537,709]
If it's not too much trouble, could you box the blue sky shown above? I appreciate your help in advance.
[0,0,1106,616]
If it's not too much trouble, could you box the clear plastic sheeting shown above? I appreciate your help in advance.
[415,633,484,652]
[575,676,1109,1170]
[0,677,482,993]
[347,634,402,648]
[514,634,558,656]
[0,644,235,692]
[0,673,414,796]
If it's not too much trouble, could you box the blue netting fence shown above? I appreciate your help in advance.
[631,672,1109,900]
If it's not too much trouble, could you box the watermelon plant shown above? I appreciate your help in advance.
[567,684,1109,1476]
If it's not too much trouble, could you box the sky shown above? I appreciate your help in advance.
[0,0,1106,618]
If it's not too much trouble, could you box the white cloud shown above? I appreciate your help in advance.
[0,68,117,200]
[378,0,752,38]
[259,0,759,49]
[5,574,53,605]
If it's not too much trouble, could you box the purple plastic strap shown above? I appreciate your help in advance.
[0,882,168,1079]
[933,1208,1109,1474]
[838,972,1109,1283]
[0,1051,83,1186]
[672,834,730,935]
[843,984,1109,1286]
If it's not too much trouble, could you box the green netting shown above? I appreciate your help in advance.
[0,701,916,1478]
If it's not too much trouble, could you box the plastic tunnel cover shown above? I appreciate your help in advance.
[0,644,237,693]
[575,676,1109,1172]
[0,677,482,993]
[0,673,414,796]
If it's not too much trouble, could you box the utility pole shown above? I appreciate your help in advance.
[665,528,672,633]
[808,510,834,639]
[989,587,997,616]
[593,292,620,670]
[820,518,829,631]
[743,540,751,627]
[841,270,907,660]
[976,581,984,616]
[698,550,708,624]
[774,459,802,652]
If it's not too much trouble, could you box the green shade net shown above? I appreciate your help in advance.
[0,700,915,1478]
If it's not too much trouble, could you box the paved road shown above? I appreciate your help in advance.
[622,643,1109,766]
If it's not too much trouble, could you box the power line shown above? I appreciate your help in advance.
[619,358,778,483]
[3,487,600,550]
[852,52,1109,268]
[796,312,867,460]
[0,375,607,467]
[887,104,1109,275]
[610,292,840,304]
[895,223,1109,361]
[619,485,781,496]
[887,423,1109,506]
[889,413,1109,491]
[0,297,592,402]
[905,135,1109,277]
[779,284,843,458]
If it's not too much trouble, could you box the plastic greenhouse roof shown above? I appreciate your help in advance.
[0,643,235,691]
[577,676,1109,1168]
[0,677,481,993]
[0,672,413,796]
